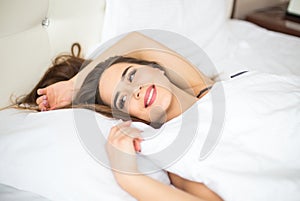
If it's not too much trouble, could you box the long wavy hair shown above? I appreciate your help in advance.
[15,43,164,126]
[14,43,86,109]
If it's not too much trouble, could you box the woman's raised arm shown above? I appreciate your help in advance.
[37,32,172,110]
[36,31,212,110]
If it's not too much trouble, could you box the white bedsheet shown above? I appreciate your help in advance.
[141,71,300,201]
[0,108,169,201]
[205,20,300,76]
[0,183,50,201]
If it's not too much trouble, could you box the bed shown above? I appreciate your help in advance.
[0,0,300,200]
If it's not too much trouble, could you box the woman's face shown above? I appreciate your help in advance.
[99,62,173,122]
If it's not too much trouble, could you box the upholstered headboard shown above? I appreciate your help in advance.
[0,0,106,107]
[0,0,233,108]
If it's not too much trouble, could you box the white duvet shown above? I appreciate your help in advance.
[0,109,169,201]
[140,71,300,201]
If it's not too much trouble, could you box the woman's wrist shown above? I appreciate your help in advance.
[114,172,205,201]
[113,171,147,197]
[69,76,79,100]
[113,170,141,187]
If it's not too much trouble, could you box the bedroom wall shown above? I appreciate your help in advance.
[233,0,289,19]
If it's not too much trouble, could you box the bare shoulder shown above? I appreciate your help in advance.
[168,172,223,201]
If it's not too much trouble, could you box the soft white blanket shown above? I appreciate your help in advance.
[140,71,300,201]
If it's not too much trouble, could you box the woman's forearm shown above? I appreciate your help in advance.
[115,173,207,201]
[106,122,208,201]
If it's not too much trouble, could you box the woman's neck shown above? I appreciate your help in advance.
[191,76,215,98]
[164,74,215,121]
[165,84,199,121]
[163,66,214,98]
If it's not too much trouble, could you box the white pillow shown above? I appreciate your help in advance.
[0,183,50,201]
[0,108,170,201]
[102,0,229,47]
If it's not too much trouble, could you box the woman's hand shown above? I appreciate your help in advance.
[36,79,75,111]
[106,121,143,176]
[106,122,210,201]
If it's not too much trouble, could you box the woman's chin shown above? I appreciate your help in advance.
[147,104,167,124]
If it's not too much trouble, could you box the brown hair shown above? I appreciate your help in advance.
[14,43,87,109]
[15,43,164,127]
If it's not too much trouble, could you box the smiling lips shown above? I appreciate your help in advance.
[144,85,157,108]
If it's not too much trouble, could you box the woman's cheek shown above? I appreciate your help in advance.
[128,102,150,121]
[149,105,167,123]
[155,87,173,111]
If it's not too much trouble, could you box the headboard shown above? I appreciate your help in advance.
[0,0,106,107]
[0,0,233,108]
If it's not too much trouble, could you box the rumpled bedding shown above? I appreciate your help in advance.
[140,71,300,201]
[0,183,50,201]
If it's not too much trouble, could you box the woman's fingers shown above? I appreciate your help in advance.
[118,126,142,138]
[108,121,143,153]
[36,88,50,111]
[117,120,132,128]
[133,138,143,152]
[106,121,144,173]
[36,80,74,111]
[36,95,46,105]
[117,121,143,138]
[36,95,50,111]
[37,88,46,96]
[37,87,58,111]
[116,127,143,152]
[109,121,131,140]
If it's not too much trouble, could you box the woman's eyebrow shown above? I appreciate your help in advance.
[121,66,132,80]
[113,91,120,109]
[114,65,132,109]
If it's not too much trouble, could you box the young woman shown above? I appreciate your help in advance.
[17,32,299,201]
[17,38,223,200]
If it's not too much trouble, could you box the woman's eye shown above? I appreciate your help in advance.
[128,69,136,82]
[118,95,127,109]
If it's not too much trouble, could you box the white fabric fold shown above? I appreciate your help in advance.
[140,71,300,201]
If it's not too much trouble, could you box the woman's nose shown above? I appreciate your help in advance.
[133,86,142,99]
